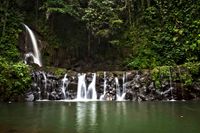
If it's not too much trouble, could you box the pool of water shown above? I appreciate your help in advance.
[0,101,200,133]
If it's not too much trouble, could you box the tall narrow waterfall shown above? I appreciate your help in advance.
[76,73,97,101]
[23,24,42,67]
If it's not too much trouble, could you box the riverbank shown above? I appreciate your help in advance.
[25,64,200,102]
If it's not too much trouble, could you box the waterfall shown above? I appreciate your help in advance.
[36,72,41,100]
[169,67,175,101]
[77,74,87,100]
[121,72,127,99]
[122,72,126,94]
[42,72,49,99]
[29,69,196,102]
[76,73,97,101]
[61,74,68,99]
[178,67,185,101]
[23,24,42,67]
[115,77,121,100]
[116,73,126,101]
[87,73,97,100]
[100,72,107,100]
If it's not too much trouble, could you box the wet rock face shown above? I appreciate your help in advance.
[26,70,200,102]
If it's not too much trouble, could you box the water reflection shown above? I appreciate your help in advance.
[59,105,67,132]
[0,102,200,133]
[76,102,97,133]
[76,102,86,133]
[90,102,97,127]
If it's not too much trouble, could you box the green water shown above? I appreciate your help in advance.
[0,101,200,133]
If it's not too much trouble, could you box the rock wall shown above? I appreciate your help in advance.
[26,69,200,101]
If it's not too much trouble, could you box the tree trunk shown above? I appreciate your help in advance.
[128,0,132,25]
[2,1,9,37]
[35,0,39,27]
[147,0,150,7]
[87,27,91,57]
[141,0,144,11]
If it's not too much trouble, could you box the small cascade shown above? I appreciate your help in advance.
[35,72,41,100]
[169,67,176,101]
[23,24,42,67]
[178,67,185,101]
[42,72,49,99]
[28,69,200,102]
[76,73,97,101]
[24,53,34,64]
[121,72,127,99]
[87,73,97,100]
[116,73,126,101]
[115,77,121,100]
[77,74,87,100]
[61,74,68,99]
[100,72,107,100]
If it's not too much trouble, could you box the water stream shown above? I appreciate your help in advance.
[169,67,176,101]
[42,72,48,100]
[76,74,87,100]
[116,74,126,101]
[23,24,42,67]
[76,73,97,101]
[87,73,97,100]
[61,74,68,100]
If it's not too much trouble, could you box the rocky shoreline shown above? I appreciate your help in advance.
[26,69,200,102]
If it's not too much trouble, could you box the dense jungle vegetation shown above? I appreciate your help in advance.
[0,0,200,101]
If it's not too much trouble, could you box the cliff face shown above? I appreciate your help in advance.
[26,68,200,102]
[18,0,130,71]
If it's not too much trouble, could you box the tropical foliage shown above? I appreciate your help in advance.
[40,0,200,69]
[0,0,31,101]
[0,0,200,101]
[0,58,31,101]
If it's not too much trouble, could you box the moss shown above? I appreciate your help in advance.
[179,72,193,86]
[151,66,171,89]
[179,62,200,86]
[181,62,200,75]
[151,63,200,89]
[44,66,67,77]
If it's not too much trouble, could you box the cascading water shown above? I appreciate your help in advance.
[121,72,127,99]
[87,73,97,100]
[116,73,126,101]
[178,67,185,101]
[115,77,121,100]
[76,73,97,101]
[77,74,87,100]
[61,74,68,99]
[42,72,49,100]
[23,24,42,67]
[169,67,175,101]
[100,72,107,100]
[29,69,200,102]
